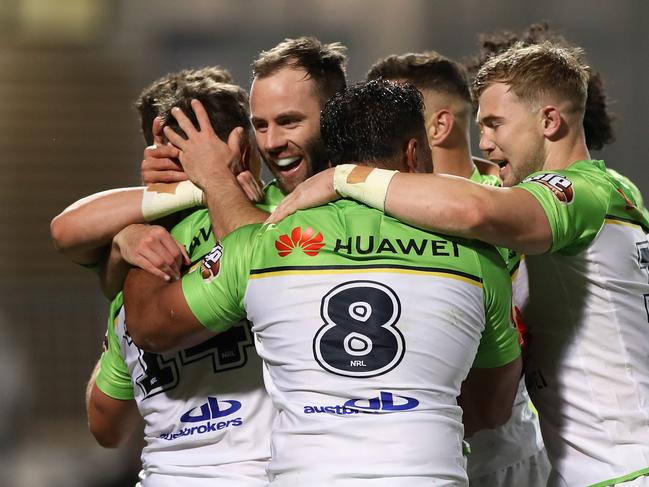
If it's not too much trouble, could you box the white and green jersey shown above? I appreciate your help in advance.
[96,183,283,486]
[182,199,520,486]
[514,160,649,486]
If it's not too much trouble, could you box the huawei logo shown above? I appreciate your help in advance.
[275,227,325,257]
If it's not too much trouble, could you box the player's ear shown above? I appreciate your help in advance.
[426,109,454,147]
[540,105,562,138]
[404,138,418,173]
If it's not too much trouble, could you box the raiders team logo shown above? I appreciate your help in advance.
[523,173,574,204]
[200,243,223,281]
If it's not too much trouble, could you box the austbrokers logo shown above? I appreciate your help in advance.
[304,391,419,415]
[180,396,241,422]
[160,397,243,441]
[275,226,325,257]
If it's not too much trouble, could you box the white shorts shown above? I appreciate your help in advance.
[469,448,550,487]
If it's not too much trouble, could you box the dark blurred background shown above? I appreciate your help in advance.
[0,1,646,485]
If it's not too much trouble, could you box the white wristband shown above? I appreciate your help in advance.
[333,164,397,211]
[141,180,204,222]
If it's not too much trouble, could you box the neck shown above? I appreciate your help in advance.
[543,132,591,172]
[432,143,474,178]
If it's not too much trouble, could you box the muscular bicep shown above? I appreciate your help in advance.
[384,174,552,254]
[478,187,553,254]
[123,268,215,353]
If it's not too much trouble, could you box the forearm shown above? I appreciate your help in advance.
[383,172,551,254]
[52,182,203,267]
[86,362,140,448]
[51,188,145,265]
[203,172,269,239]
[97,241,130,300]
[459,356,522,438]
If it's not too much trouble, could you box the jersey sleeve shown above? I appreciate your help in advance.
[516,167,610,255]
[181,224,260,332]
[473,248,521,368]
[95,294,134,400]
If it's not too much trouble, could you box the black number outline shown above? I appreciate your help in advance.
[313,280,404,378]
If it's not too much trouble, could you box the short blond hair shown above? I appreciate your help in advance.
[473,42,589,115]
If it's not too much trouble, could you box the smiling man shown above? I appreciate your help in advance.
[270,42,649,487]
[248,37,345,195]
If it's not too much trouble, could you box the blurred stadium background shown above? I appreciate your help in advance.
[0,0,646,485]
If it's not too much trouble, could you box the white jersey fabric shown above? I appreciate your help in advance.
[513,161,649,486]
[112,306,275,486]
[182,200,521,486]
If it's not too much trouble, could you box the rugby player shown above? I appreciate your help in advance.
[271,42,649,487]
[366,51,550,486]
[124,78,521,487]
[52,37,349,485]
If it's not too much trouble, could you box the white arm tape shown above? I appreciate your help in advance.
[333,164,397,212]
[141,180,204,222]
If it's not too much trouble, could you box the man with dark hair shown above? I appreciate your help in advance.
[367,51,550,487]
[51,73,277,487]
[272,42,649,487]
[134,66,233,148]
[122,78,520,486]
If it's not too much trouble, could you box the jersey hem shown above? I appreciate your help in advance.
[587,466,649,487]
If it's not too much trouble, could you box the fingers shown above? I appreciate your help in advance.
[237,171,265,203]
[178,241,191,266]
[227,127,243,158]
[135,233,181,281]
[191,99,214,134]
[141,153,187,185]
[163,124,188,151]
[116,225,188,281]
[152,117,165,146]
[142,170,189,185]
[141,144,185,184]
[266,198,294,224]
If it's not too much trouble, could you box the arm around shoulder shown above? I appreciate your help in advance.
[122,268,214,353]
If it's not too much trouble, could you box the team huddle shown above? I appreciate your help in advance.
[51,23,649,487]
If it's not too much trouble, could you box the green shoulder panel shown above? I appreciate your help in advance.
[181,224,260,332]
[472,244,521,368]
[470,167,502,187]
[516,160,612,255]
[255,180,285,214]
[604,168,649,231]
[95,292,134,400]
[169,182,286,263]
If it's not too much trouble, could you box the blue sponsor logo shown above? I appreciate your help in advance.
[304,391,419,415]
[160,397,243,441]
[180,396,241,422]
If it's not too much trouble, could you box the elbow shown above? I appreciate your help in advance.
[89,425,124,449]
[49,214,70,252]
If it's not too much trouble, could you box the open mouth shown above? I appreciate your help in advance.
[274,156,303,172]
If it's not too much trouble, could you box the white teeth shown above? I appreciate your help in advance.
[275,156,301,168]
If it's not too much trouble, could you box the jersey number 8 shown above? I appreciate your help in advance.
[314,280,405,378]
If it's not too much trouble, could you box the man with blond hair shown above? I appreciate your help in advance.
[272,42,649,486]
